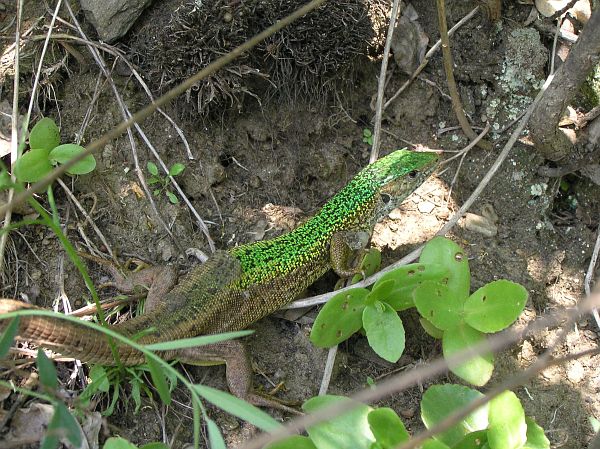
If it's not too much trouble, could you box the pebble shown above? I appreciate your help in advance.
[566,360,585,383]
[417,201,435,214]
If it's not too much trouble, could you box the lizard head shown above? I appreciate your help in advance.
[368,149,438,221]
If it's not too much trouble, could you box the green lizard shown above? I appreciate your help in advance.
[0,149,437,408]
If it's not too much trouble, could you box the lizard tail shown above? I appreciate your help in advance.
[0,299,145,365]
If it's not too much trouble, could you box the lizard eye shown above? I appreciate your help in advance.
[380,193,391,204]
[408,170,418,179]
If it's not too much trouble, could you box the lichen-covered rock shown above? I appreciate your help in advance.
[79,0,153,43]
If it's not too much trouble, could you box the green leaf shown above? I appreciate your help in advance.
[49,144,96,175]
[310,288,368,347]
[166,191,179,204]
[368,279,396,303]
[147,177,161,185]
[0,317,19,358]
[14,148,53,182]
[145,330,253,351]
[103,437,138,449]
[169,163,185,176]
[419,317,444,339]
[153,189,161,196]
[362,302,405,363]
[88,365,110,393]
[37,348,58,390]
[41,402,82,449]
[376,263,450,311]
[145,356,171,405]
[131,378,142,413]
[30,117,60,151]
[590,416,600,433]
[206,418,227,449]
[367,408,409,448]
[351,248,382,284]
[414,280,464,330]
[419,237,470,300]
[363,129,372,137]
[147,161,159,176]
[452,430,488,448]
[193,384,281,431]
[523,417,550,449]
[442,323,494,386]
[0,169,12,189]
[464,280,528,333]
[421,384,488,447]
[487,391,527,449]
[264,436,317,449]
[421,440,451,449]
[303,395,375,449]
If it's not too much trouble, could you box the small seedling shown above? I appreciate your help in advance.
[146,161,185,204]
[310,237,528,386]
[14,117,96,182]
[362,128,373,146]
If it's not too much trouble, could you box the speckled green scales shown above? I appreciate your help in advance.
[230,149,437,287]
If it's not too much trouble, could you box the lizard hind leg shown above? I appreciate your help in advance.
[329,230,371,278]
[176,340,300,415]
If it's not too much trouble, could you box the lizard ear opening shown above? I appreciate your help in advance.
[408,170,418,179]
[380,193,391,204]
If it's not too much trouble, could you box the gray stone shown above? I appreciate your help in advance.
[79,0,153,43]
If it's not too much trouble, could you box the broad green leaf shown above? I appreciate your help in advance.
[310,288,368,347]
[421,440,451,449]
[303,395,375,449]
[0,317,19,358]
[368,279,396,303]
[452,430,488,448]
[376,263,450,311]
[206,418,227,449]
[37,348,58,390]
[443,324,494,386]
[362,302,405,363]
[421,384,488,447]
[169,163,185,176]
[166,191,179,204]
[464,280,528,333]
[0,169,12,189]
[414,280,464,330]
[145,356,171,405]
[88,365,110,393]
[49,144,96,175]
[30,117,60,150]
[523,417,550,449]
[351,248,382,284]
[419,317,444,339]
[419,237,470,299]
[590,416,600,433]
[194,385,281,431]
[367,407,409,448]
[145,330,253,351]
[14,148,53,182]
[147,161,159,176]
[265,435,317,449]
[487,391,527,449]
[103,437,138,449]
[41,402,82,449]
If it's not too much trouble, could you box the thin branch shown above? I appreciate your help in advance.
[436,0,491,150]
[370,0,402,163]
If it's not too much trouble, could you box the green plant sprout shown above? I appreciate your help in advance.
[266,386,549,449]
[146,161,185,204]
[310,236,528,386]
[362,128,373,146]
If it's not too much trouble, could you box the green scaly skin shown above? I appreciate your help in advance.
[0,150,437,368]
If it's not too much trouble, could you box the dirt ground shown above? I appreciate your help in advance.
[1,0,600,448]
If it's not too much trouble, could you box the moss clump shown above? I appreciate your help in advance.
[580,63,600,108]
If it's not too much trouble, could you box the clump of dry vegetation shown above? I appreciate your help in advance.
[128,0,390,115]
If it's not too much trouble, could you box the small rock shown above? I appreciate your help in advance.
[400,408,415,419]
[417,201,435,214]
[464,213,498,237]
[80,0,154,43]
[566,360,585,383]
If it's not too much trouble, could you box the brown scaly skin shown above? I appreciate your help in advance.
[0,150,437,408]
